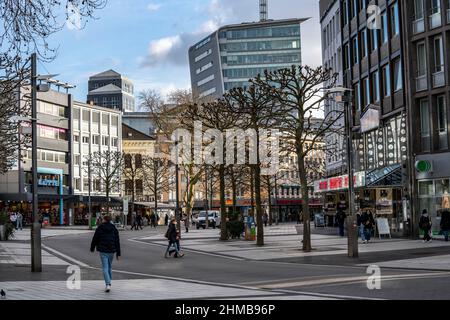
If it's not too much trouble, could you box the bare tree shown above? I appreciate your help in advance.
[181,101,241,240]
[252,65,341,252]
[87,150,123,217]
[122,153,143,217]
[141,155,171,221]
[0,0,107,172]
[224,86,279,246]
[167,89,193,106]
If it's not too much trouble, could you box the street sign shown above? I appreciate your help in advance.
[415,160,433,173]
[123,199,129,215]
[376,218,391,239]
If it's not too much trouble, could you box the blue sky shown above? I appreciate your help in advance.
[43,0,321,103]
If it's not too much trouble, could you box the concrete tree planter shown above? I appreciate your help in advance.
[0,225,5,241]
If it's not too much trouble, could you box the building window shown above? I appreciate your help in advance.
[92,135,100,145]
[393,58,403,92]
[354,82,361,111]
[111,137,118,148]
[382,64,391,97]
[361,29,368,58]
[196,62,213,74]
[343,0,349,25]
[82,135,89,144]
[437,96,448,150]
[197,74,215,86]
[390,2,400,37]
[381,12,388,44]
[74,134,80,143]
[372,71,380,102]
[194,49,212,62]
[420,99,431,152]
[102,97,108,107]
[362,77,371,107]
[433,36,444,73]
[199,87,217,98]
[352,36,359,64]
[102,136,109,146]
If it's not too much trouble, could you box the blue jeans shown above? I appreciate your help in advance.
[443,230,449,242]
[16,219,23,230]
[166,241,180,255]
[364,228,372,241]
[359,224,365,241]
[338,223,345,237]
[100,252,114,286]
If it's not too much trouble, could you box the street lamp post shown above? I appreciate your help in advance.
[328,87,358,258]
[30,53,42,272]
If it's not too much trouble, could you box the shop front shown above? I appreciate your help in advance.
[415,153,450,236]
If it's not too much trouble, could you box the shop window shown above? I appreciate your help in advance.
[419,180,434,196]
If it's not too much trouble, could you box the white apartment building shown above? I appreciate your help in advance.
[72,101,122,197]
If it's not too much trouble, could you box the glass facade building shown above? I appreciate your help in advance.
[189,19,307,99]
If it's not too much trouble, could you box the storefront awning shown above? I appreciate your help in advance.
[365,164,402,187]
[134,202,175,209]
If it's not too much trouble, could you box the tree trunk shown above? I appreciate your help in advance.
[250,167,255,217]
[298,153,311,252]
[154,174,158,226]
[106,184,110,220]
[131,175,135,218]
[219,164,228,240]
[254,165,264,246]
[267,178,273,226]
[231,170,237,217]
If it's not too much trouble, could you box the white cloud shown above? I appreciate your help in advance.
[147,3,162,12]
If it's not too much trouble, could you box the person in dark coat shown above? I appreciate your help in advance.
[419,209,432,242]
[164,218,183,258]
[164,214,169,226]
[136,214,143,230]
[361,210,375,243]
[90,215,121,292]
[336,209,347,237]
[441,210,450,242]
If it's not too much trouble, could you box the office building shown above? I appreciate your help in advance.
[87,69,135,112]
[71,101,122,225]
[188,17,307,99]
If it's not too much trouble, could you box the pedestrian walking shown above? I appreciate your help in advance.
[263,213,268,227]
[164,218,184,258]
[357,210,365,243]
[168,230,182,257]
[150,213,156,228]
[419,209,432,242]
[165,214,169,226]
[16,212,23,231]
[136,214,143,230]
[361,210,375,243]
[336,209,346,237]
[9,212,17,230]
[440,210,450,242]
[90,215,121,292]
[184,217,189,233]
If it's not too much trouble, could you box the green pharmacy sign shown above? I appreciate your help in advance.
[415,160,433,173]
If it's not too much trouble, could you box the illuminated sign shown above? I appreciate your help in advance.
[38,179,59,187]
[314,172,366,193]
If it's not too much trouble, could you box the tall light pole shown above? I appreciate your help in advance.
[30,53,42,272]
[328,86,358,258]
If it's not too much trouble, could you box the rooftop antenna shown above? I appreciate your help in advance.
[259,0,268,21]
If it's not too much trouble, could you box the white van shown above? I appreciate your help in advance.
[196,211,221,229]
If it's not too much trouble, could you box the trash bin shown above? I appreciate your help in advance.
[90,217,97,229]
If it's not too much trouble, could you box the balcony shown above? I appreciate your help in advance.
[413,18,425,34]
[432,66,445,88]
[429,9,442,29]
[416,72,428,92]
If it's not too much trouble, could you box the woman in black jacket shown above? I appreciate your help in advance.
[165,218,184,258]
[90,215,121,292]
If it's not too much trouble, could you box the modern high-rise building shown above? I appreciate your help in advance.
[188,17,308,99]
[87,69,135,112]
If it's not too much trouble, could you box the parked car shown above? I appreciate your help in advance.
[314,213,326,228]
[196,211,221,229]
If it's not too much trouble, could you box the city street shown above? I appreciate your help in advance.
[1,224,450,300]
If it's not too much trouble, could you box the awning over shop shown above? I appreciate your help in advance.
[134,202,175,209]
[365,164,402,187]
